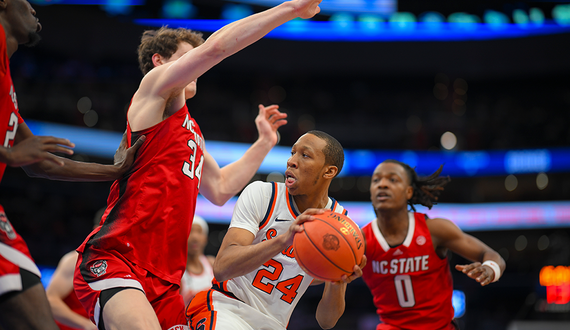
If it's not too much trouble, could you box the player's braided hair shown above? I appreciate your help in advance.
[383,160,451,211]
[137,26,205,75]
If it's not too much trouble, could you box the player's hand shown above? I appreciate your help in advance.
[456,262,494,286]
[292,0,322,19]
[283,208,325,246]
[113,134,146,177]
[336,255,367,285]
[6,135,74,167]
[255,104,287,146]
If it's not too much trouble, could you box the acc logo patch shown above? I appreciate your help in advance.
[0,211,16,240]
[322,234,340,251]
[416,235,426,246]
[90,260,108,277]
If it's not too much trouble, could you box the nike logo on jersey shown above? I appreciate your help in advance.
[275,218,291,222]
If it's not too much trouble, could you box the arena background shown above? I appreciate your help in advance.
[1,1,569,329]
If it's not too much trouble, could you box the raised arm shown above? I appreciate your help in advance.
[46,252,97,330]
[199,104,286,206]
[16,123,145,182]
[428,218,506,286]
[146,0,322,98]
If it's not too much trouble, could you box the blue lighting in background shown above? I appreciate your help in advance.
[26,120,570,177]
[453,290,466,318]
[162,0,196,19]
[134,18,570,41]
[30,0,144,5]
[221,4,254,20]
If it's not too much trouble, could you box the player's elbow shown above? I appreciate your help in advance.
[201,39,227,62]
[317,316,340,330]
[213,264,231,283]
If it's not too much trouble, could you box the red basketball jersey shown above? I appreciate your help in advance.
[361,213,455,330]
[0,23,25,183]
[78,104,205,284]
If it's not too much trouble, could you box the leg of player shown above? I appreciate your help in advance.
[101,288,161,330]
[0,279,59,330]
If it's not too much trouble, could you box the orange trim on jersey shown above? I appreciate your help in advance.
[259,182,278,231]
[285,188,299,218]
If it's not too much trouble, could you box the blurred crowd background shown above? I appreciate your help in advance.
[1,1,569,329]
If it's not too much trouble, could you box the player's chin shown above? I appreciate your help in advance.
[184,86,197,99]
[23,31,41,47]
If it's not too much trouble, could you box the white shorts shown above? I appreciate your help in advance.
[186,289,286,330]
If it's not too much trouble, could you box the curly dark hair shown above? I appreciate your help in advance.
[383,160,451,211]
[307,130,344,177]
[137,26,205,75]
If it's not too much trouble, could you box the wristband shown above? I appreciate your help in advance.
[482,260,501,282]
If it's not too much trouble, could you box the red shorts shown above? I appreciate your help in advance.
[0,205,41,296]
[73,245,187,330]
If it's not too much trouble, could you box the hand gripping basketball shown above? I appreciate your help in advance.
[293,210,365,282]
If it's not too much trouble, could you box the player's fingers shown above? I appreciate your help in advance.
[41,136,75,148]
[455,264,466,271]
[45,145,74,155]
[273,119,288,130]
[359,255,368,269]
[130,135,146,150]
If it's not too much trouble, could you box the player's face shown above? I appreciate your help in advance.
[187,223,207,256]
[4,0,42,46]
[370,162,413,212]
[163,42,197,99]
[285,133,328,196]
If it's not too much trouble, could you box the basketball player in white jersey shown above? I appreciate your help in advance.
[180,215,215,305]
[186,130,366,330]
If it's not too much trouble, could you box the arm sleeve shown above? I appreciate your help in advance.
[229,181,272,237]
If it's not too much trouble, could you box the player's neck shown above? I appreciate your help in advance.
[186,255,204,274]
[292,192,329,214]
[375,207,409,236]
[0,23,18,58]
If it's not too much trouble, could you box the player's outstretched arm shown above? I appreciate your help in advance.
[17,123,145,182]
[214,208,323,282]
[146,0,322,99]
[200,104,286,206]
[428,218,506,286]
[46,252,97,330]
[315,256,366,329]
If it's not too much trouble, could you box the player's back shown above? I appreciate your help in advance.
[78,103,205,284]
[361,212,455,330]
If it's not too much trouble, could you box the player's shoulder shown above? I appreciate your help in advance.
[243,180,277,195]
[425,217,462,239]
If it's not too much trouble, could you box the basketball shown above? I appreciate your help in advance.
[293,210,365,281]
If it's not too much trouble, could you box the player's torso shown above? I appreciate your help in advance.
[84,104,204,283]
[181,255,214,296]
[361,213,454,330]
[223,182,346,328]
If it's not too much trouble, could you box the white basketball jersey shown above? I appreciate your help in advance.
[213,181,347,328]
[180,255,214,304]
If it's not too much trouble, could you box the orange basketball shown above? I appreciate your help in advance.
[293,210,365,281]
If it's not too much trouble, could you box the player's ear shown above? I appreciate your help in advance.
[323,165,338,180]
[151,53,165,67]
[406,185,413,200]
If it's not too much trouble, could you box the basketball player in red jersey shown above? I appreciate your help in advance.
[73,1,326,330]
[187,131,366,330]
[0,1,142,330]
[361,160,506,330]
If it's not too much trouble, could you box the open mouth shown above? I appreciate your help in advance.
[285,171,297,186]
